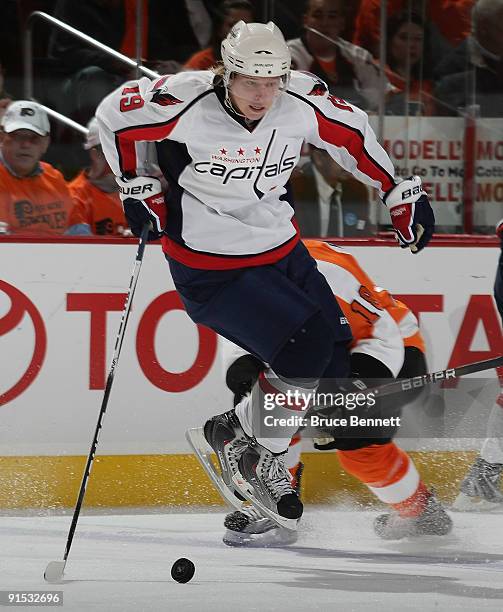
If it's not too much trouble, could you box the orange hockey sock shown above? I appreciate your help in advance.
[337,443,430,517]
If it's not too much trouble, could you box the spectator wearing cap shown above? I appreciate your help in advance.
[0,101,76,236]
[67,117,128,236]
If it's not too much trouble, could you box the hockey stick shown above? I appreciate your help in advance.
[311,355,503,418]
[44,223,150,583]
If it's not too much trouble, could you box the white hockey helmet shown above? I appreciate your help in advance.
[221,21,291,81]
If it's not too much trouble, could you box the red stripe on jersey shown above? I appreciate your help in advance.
[115,119,180,173]
[162,230,300,270]
[315,111,394,193]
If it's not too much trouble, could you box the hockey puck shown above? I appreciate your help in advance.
[171,558,195,583]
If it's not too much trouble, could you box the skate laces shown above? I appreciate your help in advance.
[225,411,251,470]
[261,453,295,501]
[227,435,250,471]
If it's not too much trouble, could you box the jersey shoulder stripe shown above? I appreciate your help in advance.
[114,88,214,173]
[286,72,395,192]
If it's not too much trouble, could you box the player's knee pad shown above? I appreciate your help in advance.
[271,311,336,379]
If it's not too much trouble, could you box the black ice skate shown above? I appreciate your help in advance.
[223,463,304,547]
[186,409,252,511]
[374,491,453,540]
[453,457,503,511]
[233,444,303,530]
[187,413,301,530]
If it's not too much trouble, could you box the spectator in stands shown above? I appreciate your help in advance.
[353,0,474,64]
[67,117,128,236]
[288,0,384,111]
[0,101,76,236]
[48,0,213,123]
[384,11,436,116]
[0,1,22,98]
[287,0,384,238]
[184,0,254,71]
[435,0,503,117]
[340,1,362,42]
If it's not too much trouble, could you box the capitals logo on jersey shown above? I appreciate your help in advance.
[194,130,296,199]
[308,82,327,96]
[151,85,183,107]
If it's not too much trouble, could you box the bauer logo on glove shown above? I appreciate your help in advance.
[384,176,435,254]
[116,175,167,240]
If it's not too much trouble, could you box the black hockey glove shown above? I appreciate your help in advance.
[117,175,166,240]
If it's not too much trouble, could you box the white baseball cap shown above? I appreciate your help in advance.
[1,100,50,136]
[84,117,100,150]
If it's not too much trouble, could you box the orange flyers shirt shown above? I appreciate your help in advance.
[304,240,425,374]
[0,161,75,235]
[68,171,127,235]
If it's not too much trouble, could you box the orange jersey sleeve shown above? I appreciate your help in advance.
[0,162,76,236]
[68,171,127,235]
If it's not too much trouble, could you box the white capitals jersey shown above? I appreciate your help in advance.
[96,70,396,269]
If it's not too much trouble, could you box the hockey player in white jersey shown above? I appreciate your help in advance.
[96,21,435,528]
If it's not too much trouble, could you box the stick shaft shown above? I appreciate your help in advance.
[373,355,503,398]
[61,224,150,564]
[313,355,503,417]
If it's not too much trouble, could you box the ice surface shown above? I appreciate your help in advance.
[1,508,502,611]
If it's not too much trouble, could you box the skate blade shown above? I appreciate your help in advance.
[186,428,245,511]
[223,527,298,548]
[452,491,503,512]
[186,429,298,531]
[228,474,299,531]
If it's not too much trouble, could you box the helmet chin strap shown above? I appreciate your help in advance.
[224,90,248,120]
[223,70,248,119]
